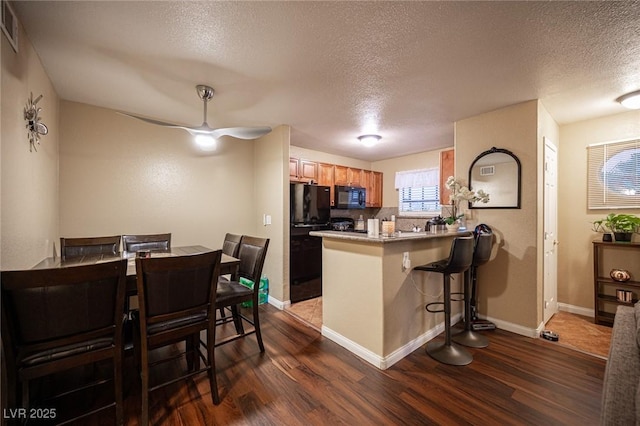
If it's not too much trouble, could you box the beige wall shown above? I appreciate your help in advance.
[58,101,291,304]
[254,125,290,302]
[290,146,371,171]
[558,110,640,309]
[373,149,445,208]
[455,100,542,330]
[1,22,59,270]
[59,101,256,249]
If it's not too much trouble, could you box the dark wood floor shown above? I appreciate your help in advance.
[23,304,606,425]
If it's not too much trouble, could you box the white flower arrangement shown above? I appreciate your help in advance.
[443,176,490,224]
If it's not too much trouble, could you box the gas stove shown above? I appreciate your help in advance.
[330,217,354,231]
[329,217,368,233]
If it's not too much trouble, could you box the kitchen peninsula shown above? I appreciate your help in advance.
[308,229,470,369]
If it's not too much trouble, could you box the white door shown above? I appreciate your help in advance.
[543,137,559,324]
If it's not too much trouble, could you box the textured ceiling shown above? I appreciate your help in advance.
[12,1,640,161]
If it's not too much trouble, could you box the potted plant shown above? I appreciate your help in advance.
[593,213,640,242]
[443,176,490,231]
[591,218,613,242]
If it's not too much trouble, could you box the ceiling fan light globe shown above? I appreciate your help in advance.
[195,134,216,151]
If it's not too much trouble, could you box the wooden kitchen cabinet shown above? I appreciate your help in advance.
[334,165,362,186]
[289,158,318,183]
[362,170,383,207]
[291,158,382,208]
[334,165,348,185]
[593,241,640,326]
[317,163,335,206]
[370,171,383,207]
[439,149,455,205]
[289,158,299,180]
[347,167,362,187]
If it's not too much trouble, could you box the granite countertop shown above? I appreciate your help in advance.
[308,229,471,243]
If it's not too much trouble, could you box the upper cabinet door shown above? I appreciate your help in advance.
[363,171,382,207]
[317,163,335,206]
[347,168,362,187]
[334,165,349,185]
[289,158,318,183]
[299,160,318,182]
[289,158,300,181]
[371,171,383,207]
[335,165,362,186]
[439,149,455,205]
[361,171,371,206]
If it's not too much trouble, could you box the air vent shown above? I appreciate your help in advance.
[480,165,495,176]
[1,0,18,52]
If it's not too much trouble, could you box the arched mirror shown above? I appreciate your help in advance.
[468,147,521,209]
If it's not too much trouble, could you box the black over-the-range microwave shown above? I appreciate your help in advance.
[334,185,366,209]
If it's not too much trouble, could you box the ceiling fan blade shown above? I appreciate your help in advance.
[118,112,192,130]
[209,127,273,140]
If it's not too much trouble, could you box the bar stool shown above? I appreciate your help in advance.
[414,235,474,366]
[452,232,493,348]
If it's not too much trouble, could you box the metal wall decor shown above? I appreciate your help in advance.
[24,92,48,151]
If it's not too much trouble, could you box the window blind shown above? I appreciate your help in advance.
[394,168,439,189]
[587,138,640,209]
[399,186,440,212]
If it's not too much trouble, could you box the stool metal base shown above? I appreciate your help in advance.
[451,328,489,348]
[426,340,473,366]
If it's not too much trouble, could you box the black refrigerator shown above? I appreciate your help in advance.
[289,183,330,303]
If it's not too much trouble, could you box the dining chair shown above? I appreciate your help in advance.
[222,233,242,259]
[218,233,242,319]
[122,233,172,252]
[1,259,127,425]
[60,235,122,260]
[215,236,269,352]
[133,250,222,425]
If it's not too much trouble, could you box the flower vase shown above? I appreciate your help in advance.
[446,223,460,233]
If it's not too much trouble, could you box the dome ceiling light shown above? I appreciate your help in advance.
[617,90,640,110]
[358,134,381,147]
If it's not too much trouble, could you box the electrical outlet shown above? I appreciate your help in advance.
[402,252,411,271]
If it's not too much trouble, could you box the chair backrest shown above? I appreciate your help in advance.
[60,235,121,260]
[136,250,222,324]
[237,236,270,286]
[443,235,474,273]
[222,233,242,257]
[122,233,172,252]
[1,260,127,360]
[473,233,493,267]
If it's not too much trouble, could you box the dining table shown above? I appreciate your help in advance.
[32,245,240,295]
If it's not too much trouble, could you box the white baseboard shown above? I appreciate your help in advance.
[267,296,289,310]
[558,303,593,318]
[479,315,540,338]
[297,304,580,368]
[321,313,462,370]
[477,309,597,339]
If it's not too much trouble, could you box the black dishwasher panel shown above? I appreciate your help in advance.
[290,230,323,303]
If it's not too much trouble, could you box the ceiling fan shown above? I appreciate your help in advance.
[120,85,272,140]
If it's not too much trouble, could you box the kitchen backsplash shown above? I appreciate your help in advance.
[330,207,432,232]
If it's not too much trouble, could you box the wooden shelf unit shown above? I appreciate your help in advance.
[593,240,640,326]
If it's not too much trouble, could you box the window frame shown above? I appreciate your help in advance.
[395,167,442,218]
[587,137,640,210]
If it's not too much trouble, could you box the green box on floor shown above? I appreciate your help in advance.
[238,276,269,307]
